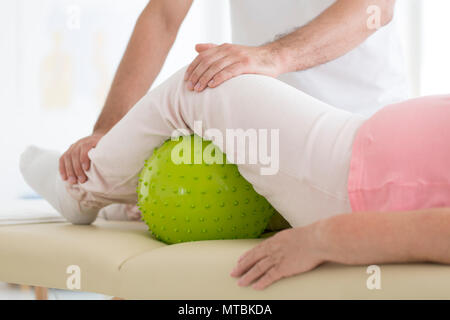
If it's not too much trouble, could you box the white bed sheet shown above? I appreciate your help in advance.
[0,199,64,225]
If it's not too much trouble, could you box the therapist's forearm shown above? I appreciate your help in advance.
[93,6,178,135]
[268,0,396,73]
[314,208,450,266]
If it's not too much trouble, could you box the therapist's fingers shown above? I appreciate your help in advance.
[184,43,222,85]
[195,43,217,53]
[59,155,67,181]
[185,45,219,83]
[79,146,91,172]
[63,153,77,185]
[208,63,244,89]
[195,57,237,92]
[71,149,87,184]
[186,51,227,91]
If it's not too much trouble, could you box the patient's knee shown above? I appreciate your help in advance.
[173,66,271,97]
[207,73,275,97]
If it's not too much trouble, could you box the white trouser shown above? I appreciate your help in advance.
[67,67,366,228]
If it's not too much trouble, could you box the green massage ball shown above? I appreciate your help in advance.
[137,135,276,244]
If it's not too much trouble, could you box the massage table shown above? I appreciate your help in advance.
[1,202,450,299]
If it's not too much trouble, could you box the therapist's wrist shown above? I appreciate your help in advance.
[262,41,296,75]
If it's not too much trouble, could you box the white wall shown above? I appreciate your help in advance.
[420,0,450,95]
[396,0,423,97]
[397,0,450,96]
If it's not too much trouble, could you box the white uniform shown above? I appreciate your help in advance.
[229,0,409,115]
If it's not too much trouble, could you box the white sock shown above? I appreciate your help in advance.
[20,146,98,225]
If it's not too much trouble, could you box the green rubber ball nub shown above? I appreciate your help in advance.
[137,135,276,245]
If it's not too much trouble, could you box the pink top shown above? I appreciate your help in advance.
[348,95,450,212]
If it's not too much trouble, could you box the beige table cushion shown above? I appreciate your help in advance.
[0,220,163,297]
[1,220,450,299]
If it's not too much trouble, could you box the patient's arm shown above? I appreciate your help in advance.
[316,207,450,265]
[231,207,450,290]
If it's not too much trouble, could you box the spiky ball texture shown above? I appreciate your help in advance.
[137,135,276,244]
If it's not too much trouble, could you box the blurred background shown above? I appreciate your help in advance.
[0,0,449,300]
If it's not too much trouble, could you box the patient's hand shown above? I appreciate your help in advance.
[59,133,104,185]
[231,208,450,290]
[184,43,282,92]
[230,226,324,290]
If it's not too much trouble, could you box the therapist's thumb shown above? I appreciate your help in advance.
[195,43,217,53]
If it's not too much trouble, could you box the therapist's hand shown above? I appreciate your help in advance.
[184,43,282,92]
[230,226,324,290]
[59,133,104,185]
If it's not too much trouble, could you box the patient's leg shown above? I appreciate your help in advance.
[21,67,365,227]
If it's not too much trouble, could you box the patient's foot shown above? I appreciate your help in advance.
[20,146,98,225]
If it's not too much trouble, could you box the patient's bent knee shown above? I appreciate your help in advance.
[207,73,278,98]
